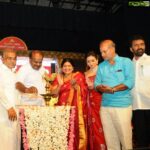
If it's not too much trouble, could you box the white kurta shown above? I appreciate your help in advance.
[132,53,150,110]
[16,63,46,105]
[0,64,21,150]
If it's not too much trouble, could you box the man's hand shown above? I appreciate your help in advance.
[7,107,17,121]
[25,86,38,93]
[51,88,59,97]
[96,85,113,93]
[16,82,38,93]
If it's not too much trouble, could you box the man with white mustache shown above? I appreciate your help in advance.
[130,35,150,149]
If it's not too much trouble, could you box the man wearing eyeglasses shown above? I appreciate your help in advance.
[0,50,21,150]
[94,39,135,150]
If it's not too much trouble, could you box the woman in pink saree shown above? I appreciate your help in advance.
[85,51,106,150]
[52,58,88,150]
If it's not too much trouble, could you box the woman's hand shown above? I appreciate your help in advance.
[57,74,63,86]
[70,79,78,90]
[86,77,94,89]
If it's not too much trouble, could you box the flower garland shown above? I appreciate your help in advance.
[19,108,29,150]
[68,107,76,150]
[19,106,75,150]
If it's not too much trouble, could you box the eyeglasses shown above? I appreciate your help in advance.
[5,57,17,61]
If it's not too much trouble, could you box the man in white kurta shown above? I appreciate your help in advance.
[0,50,20,150]
[16,50,47,106]
[130,35,150,148]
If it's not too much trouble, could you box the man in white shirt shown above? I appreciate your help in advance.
[16,50,46,105]
[130,35,150,148]
[0,50,20,150]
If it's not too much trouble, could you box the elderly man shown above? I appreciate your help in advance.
[16,50,47,105]
[94,39,134,150]
[0,50,20,150]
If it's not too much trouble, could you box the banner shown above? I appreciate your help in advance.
[0,36,28,50]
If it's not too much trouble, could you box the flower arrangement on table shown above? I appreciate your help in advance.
[43,72,57,83]
[19,106,76,150]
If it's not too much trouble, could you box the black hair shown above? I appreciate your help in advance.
[61,58,75,68]
[29,50,44,59]
[85,51,99,60]
[85,51,100,71]
[129,35,145,47]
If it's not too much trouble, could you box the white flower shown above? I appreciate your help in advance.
[21,106,72,150]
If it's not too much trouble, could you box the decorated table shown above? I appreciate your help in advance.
[19,106,76,150]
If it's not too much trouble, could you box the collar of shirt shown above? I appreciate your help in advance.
[1,63,15,72]
[133,53,147,62]
[105,54,119,64]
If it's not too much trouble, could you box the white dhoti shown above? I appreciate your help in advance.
[0,106,21,150]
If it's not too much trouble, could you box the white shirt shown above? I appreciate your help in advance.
[0,64,20,150]
[16,63,47,105]
[132,53,150,110]
[0,64,20,110]
[16,63,46,94]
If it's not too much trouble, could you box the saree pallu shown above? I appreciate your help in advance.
[87,76,107,150]
[54,72,88,150]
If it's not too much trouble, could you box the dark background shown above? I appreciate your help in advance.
[0,2,150,58]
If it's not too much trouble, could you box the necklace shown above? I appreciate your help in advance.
[89,66,98,73]
[63,73,73,82]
